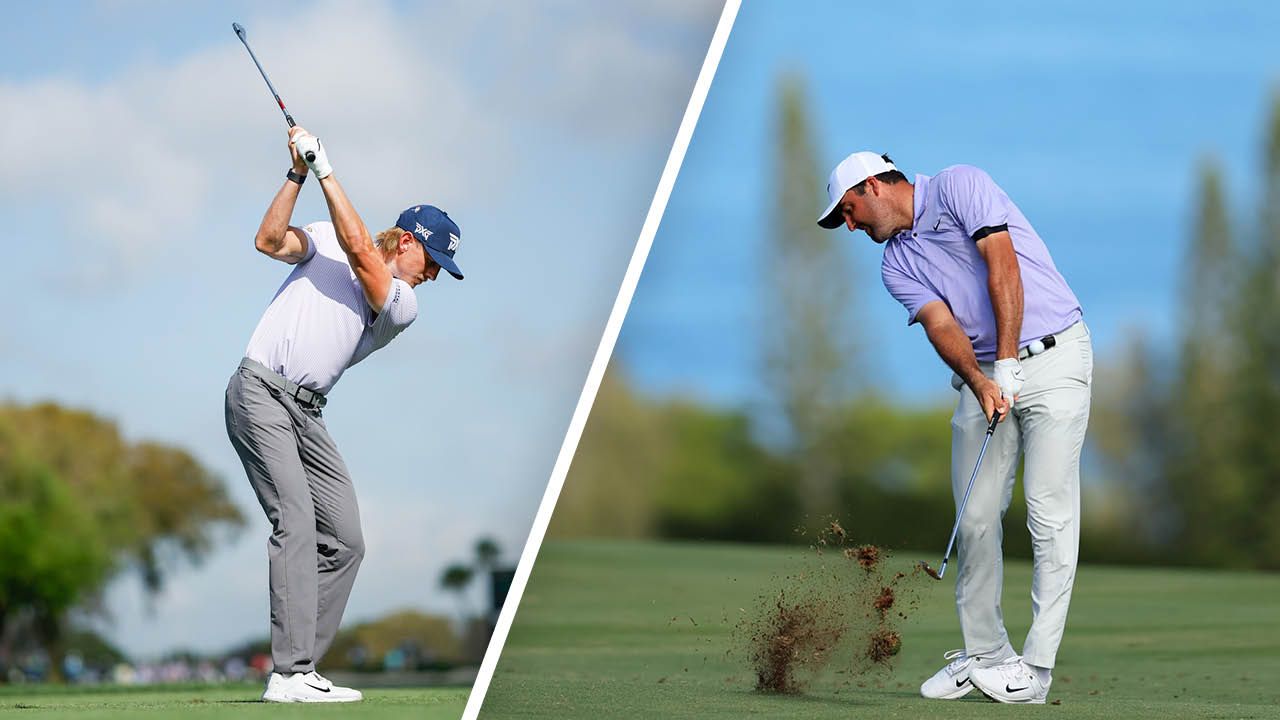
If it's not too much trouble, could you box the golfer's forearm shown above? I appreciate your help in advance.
[924,319,985,389]
[317,176,373,258]
[318,175,391,309]
[988,265,1023,360]
[979,231,1024,360]
[254,180,302,253]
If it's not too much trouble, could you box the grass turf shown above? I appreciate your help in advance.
[0,683,468,719]
[479,539,1280,719]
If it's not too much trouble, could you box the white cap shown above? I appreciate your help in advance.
[817,151,897,229]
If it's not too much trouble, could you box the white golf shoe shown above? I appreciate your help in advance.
[970,657,1050,704]
[919,645,1016,699]
[261,670,363,703]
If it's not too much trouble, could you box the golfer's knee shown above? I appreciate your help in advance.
[319,527,364,567]
[1025,507,1071,538]
[958,518,995,547]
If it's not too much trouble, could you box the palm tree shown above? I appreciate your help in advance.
[439,564,474,627]
[474,537,501,572]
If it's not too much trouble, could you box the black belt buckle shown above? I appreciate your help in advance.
[292,386,326,409]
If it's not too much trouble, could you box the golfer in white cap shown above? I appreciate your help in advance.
[818,152,1091,704]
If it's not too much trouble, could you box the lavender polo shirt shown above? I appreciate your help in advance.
[880,165,1082,362]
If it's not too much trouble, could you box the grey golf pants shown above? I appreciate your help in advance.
[951,321,1092,669]
[224,361,364,674]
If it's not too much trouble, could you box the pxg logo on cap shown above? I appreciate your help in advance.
[396,205,464,280]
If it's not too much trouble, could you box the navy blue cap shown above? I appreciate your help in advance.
[395,205,463,280]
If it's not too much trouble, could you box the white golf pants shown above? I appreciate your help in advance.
[951,321,1092,669]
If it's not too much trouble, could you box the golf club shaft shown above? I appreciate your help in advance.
[938,409,1002,576]
[232,22,313,160]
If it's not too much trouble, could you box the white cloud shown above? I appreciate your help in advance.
[1,0,709,277]
[0,0,720,279]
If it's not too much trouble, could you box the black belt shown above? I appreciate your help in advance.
[239,358,327,409]
[1017,321,1086,360]
[1018,334,1056,360]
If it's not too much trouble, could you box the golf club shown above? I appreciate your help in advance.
[920,408,1002,580]
[231,21,314,162]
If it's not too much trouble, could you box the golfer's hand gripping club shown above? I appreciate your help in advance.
[993,358,1026,406]
[291,130,332,179]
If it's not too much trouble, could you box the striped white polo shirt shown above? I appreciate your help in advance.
[244,221,418,395]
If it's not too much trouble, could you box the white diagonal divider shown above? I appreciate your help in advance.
[460,2,742,717]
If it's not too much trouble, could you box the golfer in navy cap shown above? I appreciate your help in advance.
[224,126,464,703]
[819,152,1090,705]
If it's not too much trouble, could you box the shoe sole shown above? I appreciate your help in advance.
[262,693,362,703]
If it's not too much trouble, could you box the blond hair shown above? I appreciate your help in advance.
[375,227,407,255]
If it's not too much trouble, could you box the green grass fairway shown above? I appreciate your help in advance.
[0,683,467,719]
[480,540,1280,719]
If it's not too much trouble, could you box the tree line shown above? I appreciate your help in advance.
[0,403,244,680]
[550,76,1280,572]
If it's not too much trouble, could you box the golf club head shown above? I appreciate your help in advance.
[232,22,246,40]
[919,560,942,580]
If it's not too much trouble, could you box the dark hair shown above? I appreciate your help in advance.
[851,154,907,195]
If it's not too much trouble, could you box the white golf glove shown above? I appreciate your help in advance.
[292,132,332,179]
[993,358,1025,403]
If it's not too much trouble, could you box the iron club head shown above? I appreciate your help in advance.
[919,560,943,580]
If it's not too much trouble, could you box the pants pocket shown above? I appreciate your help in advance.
[1079,337,1094,387]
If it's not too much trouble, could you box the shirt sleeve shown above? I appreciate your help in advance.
[881,253,942,325]
[295,221,330,263]
[348,278,419,368]
[375,278,419,334]
[937,166,1011,239]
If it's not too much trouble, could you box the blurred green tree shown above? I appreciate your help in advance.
[551,366,800,543]
[1,403,244,591]
[764,74,862,515]
[474,537,502,572]
[1089,92,1280,569]
[1084,331,1170,555]
[439,564,475,625]
[1166,159,1251,565]
[325,609,464,670]
[650,402,798,542]
[0,402,245,679]
[1228,92,1280,568]
[0,434,113,679]
[826,399,955,547]
[549,365,668,538]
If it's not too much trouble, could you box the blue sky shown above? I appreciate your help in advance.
[0,0,720,658]
[621,0,1280,408]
